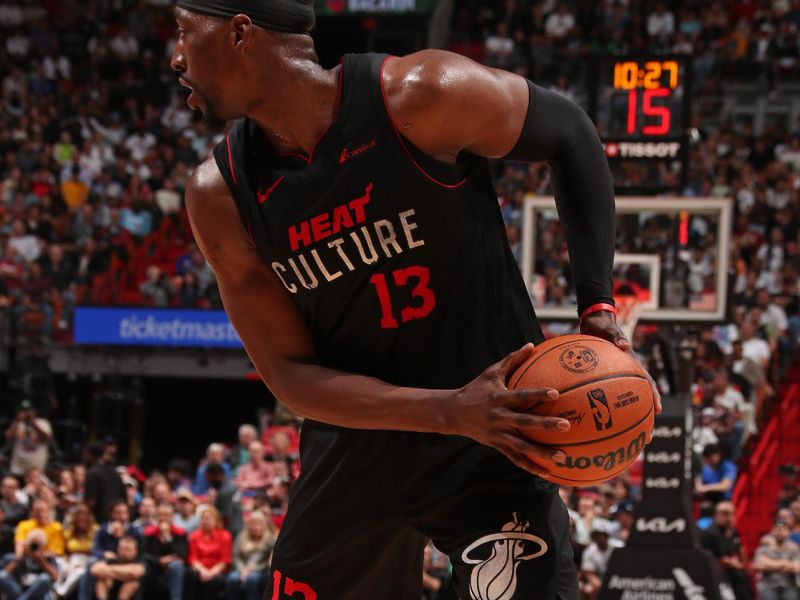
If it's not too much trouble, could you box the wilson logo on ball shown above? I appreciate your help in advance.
[555,432,646,472]
[558,345,599,373]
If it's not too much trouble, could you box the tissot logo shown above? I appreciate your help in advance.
[635,517,686,533]
[645,477,680,489]
[604,142,681,158]
[646,451,681,463]
[652,426,682,438]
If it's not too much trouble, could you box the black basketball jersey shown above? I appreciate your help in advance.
[213,52,543,390]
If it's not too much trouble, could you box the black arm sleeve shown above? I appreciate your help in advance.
[504,80,616,316]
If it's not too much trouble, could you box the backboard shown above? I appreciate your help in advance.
[520,196,733,322]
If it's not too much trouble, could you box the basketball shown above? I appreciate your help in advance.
[509,334,655,487]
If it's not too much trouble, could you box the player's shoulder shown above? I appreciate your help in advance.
[186,154,232,205]
[381,50,492,110]
[382,49,487,93]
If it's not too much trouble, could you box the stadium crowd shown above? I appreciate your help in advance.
[0,0,799,599]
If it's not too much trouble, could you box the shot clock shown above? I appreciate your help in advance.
[588,55,693,193]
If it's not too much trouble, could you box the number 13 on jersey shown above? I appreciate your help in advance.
[369,265,436,329]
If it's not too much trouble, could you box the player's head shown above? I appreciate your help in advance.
[171,0,315,124]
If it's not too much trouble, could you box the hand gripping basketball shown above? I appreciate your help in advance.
[445,343,570,480]
[579,310,663,415]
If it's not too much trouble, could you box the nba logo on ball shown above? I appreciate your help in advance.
[558,345,599,373]
[587,388,613,431]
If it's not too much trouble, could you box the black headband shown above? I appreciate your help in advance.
[176,0,315,34]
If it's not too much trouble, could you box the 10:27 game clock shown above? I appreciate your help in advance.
[587,55,693,193]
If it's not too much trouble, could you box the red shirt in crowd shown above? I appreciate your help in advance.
[187,527,232,570]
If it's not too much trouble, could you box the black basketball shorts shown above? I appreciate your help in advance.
[265,421,578,600]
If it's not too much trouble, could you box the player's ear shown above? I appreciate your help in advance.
[230,14,254,50]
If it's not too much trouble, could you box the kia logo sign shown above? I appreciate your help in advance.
[645,477,680,489]
[652,426,682,438]
[635,518,687,533]
[646,452,681,463]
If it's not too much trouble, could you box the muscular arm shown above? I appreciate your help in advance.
[185,159,568,478]
[383,50,614,314]
[383,51,660,413]
[91,561,145,581]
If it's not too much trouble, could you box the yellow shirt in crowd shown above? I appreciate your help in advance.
[65,524,98,555]
[15,518,66,555]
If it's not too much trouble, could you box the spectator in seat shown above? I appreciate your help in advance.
[265,430,298,474]
[0,505,14,556]
[0,477,27,528]
[177,270,203,308]
[54,503,98,598]
[189,249,216,300]
[225,510,276,600]
[14,499,64,559]
[173,488,199,533]
[57,467,83,516]
[139,266,175,307]
[142,503,186,600]
[544,3,575,40]
[187,506,232,600]
[701,501,751,600]
[92,501,139,561]
[754,520,800,600]
[193,443,230,496]
[696,444,737,502]
[573,493,611,548]
[165,459,193,492]
[647,2,675,40]
[84,442,126,524]
[483,22,515,69]
[90,535,146,600]
[580,521,623,600]
[78,498,142,600]
[611,501,635,543]
[0,530,59,600]
[228,425,258,476]
[205,463,243,537]
[235,441,274,494]
[711,369,750,460]
[132,497,157,532]
[739,318,771,372]
[421,540,451,600]
[5,400,52,479]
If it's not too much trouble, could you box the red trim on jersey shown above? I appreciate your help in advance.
[225,134,238,186]
[379,56,467,190]
[274,58,346,165]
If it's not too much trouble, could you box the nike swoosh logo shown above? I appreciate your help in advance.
[339,148,348,164]
[257,176,284,204]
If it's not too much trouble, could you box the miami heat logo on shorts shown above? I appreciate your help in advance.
[461,513,548,600]
[558,345,599,373]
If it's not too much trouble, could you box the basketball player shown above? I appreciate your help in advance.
[170,2,661,598]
